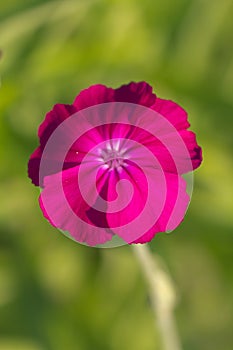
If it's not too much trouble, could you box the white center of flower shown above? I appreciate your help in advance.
[99,141,127,170]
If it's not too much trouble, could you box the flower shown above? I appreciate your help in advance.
[28,82,202,247]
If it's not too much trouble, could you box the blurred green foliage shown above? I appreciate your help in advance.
[0,0,233,349]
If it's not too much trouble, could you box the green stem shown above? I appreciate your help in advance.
[132,244,182,350]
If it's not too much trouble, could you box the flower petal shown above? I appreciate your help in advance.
[129,108,202,174]
[114,81,156,106]
[38,104,78,147]
[104,162,168,244]
[151,98,190,130]
[39,165,114,246]
[29,109,106,187]
[73,84,114,110]
[28,147,42,186]
[132,173,190,243]
[137,129,202,173]
[178,130,202,170]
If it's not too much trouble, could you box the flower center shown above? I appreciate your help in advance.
[100,142,127,170]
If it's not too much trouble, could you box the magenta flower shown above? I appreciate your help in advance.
[28,82,202,247]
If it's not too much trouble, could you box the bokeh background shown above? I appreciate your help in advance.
[0,0,233,349]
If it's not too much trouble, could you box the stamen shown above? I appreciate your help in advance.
[98,140,128,170]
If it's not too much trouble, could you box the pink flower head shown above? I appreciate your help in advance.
[28,82,202,247]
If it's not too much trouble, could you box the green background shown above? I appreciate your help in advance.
[0,0,233,349]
